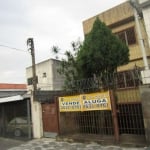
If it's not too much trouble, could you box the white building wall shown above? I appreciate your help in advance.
[142,8,150,47]
[138,0,150,47]
[139,0,148,4]
[31,98,43,138]
[26,59,64,91]
[26,59,64,138]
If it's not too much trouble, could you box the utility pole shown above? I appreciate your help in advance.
[27,38,37,101]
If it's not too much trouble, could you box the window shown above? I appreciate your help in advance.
[115,27,136,45]
[43,72,47,78]
[27,76,38,85]
[117,69,141,88]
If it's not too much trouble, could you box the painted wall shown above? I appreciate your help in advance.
[26,59,65,138]
[31,96,43,138]
[140,0,150,47]
[26,59,64,91]
[82,1,150,71]
[140,85,150,143]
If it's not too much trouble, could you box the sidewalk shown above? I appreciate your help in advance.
[8,138,149,150]
[0,137,25,150]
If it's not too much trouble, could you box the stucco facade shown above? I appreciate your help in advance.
[138,0,150,47]
[82,1,150,72]
[26,59,64,91]
[26,59,64,138]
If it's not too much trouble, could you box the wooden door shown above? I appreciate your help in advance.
[42,102,59,136]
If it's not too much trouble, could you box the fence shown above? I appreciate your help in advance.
[0,99,32,139]
[58,68,146,143]
[62,68,142,94]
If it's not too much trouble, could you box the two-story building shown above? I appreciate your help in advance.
[26,59,64,91]
[26,58,64,138]
[82,1,150,73]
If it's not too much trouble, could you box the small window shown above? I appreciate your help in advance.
[115,27,136,46]
[43,72,47,78]
[126,27,136,45]
[27,76,38,85]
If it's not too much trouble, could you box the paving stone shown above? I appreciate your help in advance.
[8,138,146,150]
[34,147,42,150]
[103,145,122,150]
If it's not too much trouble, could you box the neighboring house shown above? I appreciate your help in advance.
[0,83,27,98]
[82,1,150,72]
[26,59,65,139]
[0,83,32,139]
[26,58,64,91]
[80,1,148,143]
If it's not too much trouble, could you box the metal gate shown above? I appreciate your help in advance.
[0,99,32,139]
[58,70,146,144]
[58,91,118,143]
[117,103,145,135]
[58,90,145,143]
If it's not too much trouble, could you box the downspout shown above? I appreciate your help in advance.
[130,0,149,70]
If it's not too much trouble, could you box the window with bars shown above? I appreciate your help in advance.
[115,27,136,46]
[116,69,141,88]
[27,76,38,85]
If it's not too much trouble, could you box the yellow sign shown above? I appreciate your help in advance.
[81,91,111,111]
[59,91,111,112]
[59,95,81,112]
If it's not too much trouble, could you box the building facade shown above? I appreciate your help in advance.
[0,83,31,139]
[26,59,64,91]
[82,1,150,72]
[138,0,150,47]
[26,59,64,138]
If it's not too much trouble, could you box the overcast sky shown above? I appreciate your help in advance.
[0,0,127,84]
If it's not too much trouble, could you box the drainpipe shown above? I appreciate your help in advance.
[133,7,149,70]
[130,0,150,84]
[130,0,149,70]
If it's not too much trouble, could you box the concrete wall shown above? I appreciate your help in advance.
[26,59,65,138]
[82,1,150,71]
[139,85,150,143]
[116,88,141,103]
[83,2,134,35]
[26,59,64,91]
[139,0,150,46]
[31,96,43,138]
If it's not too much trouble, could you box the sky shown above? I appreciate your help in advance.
[0,0,127,84]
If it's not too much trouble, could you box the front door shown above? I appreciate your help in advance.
[42,102,59,137]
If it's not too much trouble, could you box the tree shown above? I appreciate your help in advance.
[76,17,129,80]
[52,17,129,89]
[51,41,82,89]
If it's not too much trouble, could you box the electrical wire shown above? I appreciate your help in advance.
[0,44,27,52]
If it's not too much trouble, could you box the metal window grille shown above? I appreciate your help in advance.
[117,103,145,135]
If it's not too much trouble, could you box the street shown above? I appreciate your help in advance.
[0,137,149,150]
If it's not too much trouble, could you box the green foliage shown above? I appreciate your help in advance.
[77,17,129,79]
[51,41,82,90]
[52,17,129,90]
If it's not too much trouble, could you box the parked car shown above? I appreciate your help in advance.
[7,117,32,137]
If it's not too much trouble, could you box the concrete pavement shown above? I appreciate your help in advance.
[7,138,149,150]
[0,137,25,150]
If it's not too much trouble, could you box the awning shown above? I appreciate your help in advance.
[0,95,24,103]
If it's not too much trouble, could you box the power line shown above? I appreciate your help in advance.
[0,44,27,52]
